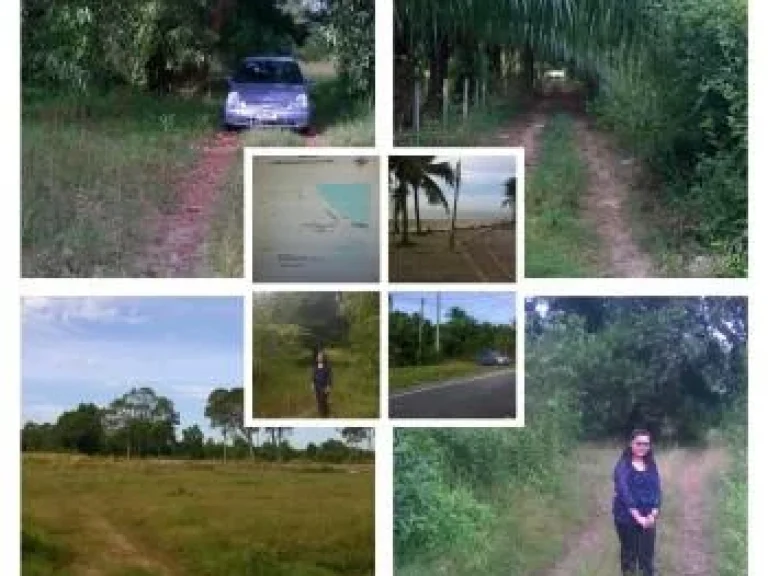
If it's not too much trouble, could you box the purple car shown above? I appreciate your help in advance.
[222,56,313,131]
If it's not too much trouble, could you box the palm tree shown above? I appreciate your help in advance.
[389,156,456,244]
[449,159,461,250]
[501,176,516,221]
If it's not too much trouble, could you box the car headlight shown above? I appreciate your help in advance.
[295,93,308,108]
[226,92,243,110]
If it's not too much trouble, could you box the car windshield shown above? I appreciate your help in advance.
[233,60,304,84]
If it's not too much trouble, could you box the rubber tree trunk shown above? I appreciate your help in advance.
[424,39,452,115]
[522,42,535,94]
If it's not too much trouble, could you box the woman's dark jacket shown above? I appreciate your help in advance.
[612,455,662,525]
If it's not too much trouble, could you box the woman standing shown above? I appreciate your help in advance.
[311,350,333,417]
[612,429,662,576]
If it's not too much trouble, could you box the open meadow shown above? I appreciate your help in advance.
[22,454,375,576]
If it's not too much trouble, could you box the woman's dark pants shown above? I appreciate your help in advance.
[315,386,329,417]
[615,520,655,576]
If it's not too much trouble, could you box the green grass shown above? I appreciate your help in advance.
[254,347,379,418]
[717,427,747,576]
[394,95,520,146]
[525,114,602,278]
[21,89,218,277]
[203,161,244,277]
[389,360,508,392]
[22,454,374,576]
[396,447,598,576]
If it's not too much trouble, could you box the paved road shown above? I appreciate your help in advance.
[389,370,516,418]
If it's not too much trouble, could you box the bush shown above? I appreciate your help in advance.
[592,0,747,274]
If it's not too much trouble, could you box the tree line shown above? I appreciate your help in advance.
[526,297,747,443]
[253,292,378,375]
[390,300,515,367]
[21,385,374,463]
[22,0,374,98]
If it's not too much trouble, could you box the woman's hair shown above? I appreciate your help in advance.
[620,428,656,467]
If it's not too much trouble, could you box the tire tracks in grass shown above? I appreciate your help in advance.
[542,448,727,576]
[139,131,239,277]
[572,118,655,278]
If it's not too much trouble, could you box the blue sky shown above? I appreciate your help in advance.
[21,297,244,436]
[391,292,516,325]
[395,155,517,219]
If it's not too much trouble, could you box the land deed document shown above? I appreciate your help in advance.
[252,157,380,282]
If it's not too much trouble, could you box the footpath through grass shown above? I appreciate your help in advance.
[389,360,507,392]
[23,454,374,576]
[22,89,217,277]
[525,114,602,278]
[254,347,379,418]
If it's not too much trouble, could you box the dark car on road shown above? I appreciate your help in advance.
[475,349,512,366]
[222,56,313,131]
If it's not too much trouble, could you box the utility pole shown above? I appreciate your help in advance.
[418,297,425,365]
[435,292,441,355]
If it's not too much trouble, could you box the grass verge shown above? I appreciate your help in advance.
[389,360,506,392]
[21,89,217,277]
[525,114,602,277]
[394,95,520,146]
[254,347,378,418]
[22,454,374,576]
[203,161,244,277]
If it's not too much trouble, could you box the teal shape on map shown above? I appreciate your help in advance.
[316,183,371,224]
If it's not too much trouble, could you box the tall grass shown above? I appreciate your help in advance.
[21,90,217,277]
[525,114,601,277]
[253,347,379,418]
[716,402,747,576]
[203,162,244,277]
[395,372,582,574]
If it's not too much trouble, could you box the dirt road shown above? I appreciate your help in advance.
[544,447,727,576]
[496,96,654,278]
[139,131,239,277]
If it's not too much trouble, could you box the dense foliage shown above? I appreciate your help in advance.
[22,0,374,98]
[253,292,379,376]
[592,0,747,274]
[390,304,515,367]
[21,386,373,463]
[526,297,747,442]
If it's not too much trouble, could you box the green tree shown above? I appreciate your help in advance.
[56,403,104,455]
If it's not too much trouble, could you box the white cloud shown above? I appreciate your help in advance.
[22,298,147,330]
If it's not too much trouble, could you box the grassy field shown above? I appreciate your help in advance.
[21,90,217,277]
[22,454,374,576]
[389,360,505,392]
[254,347,379,418]
[525,114,602,278]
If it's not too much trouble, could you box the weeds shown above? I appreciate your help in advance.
[525,114,601,277]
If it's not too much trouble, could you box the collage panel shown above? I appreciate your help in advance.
[388,153,518,283]
[393,1,746,280]
[393,296,747,575]
[21,296,375,576]
[252,291,380,419]
[251,154,380,283]
[21,1,376,279]
[388,291,516,419]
